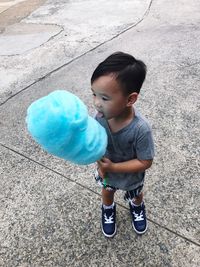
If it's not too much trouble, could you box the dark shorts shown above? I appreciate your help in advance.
[94,171,143,199]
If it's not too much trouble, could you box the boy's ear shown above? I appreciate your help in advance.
[126,92,138,106]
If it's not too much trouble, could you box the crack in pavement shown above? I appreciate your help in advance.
[0,0,47,32]
[0,22,64,56]
[0,0,154,106]
[1,142,200,248]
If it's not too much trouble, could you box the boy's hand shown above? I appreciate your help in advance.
[97,157,114,178]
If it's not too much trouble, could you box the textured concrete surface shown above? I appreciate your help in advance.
[0,23,62,55]
[0,0,151,103]
[0,0,200,266]
[0,146,199,266]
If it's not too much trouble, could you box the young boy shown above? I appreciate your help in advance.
[91,52,155,238]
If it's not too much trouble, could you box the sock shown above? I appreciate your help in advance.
[103,202,115,209]
[130,200,143,207]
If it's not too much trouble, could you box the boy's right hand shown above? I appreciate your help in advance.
[98,167,105,179]
[97,163,106,179]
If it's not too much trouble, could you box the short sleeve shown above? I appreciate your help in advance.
[135,123,155,160]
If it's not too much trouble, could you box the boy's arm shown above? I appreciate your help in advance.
[97,157,153,176]
[97,121,154,177]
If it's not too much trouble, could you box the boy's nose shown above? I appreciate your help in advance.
[94,98,102,109]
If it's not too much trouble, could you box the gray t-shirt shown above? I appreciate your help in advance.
[95,110,155,190]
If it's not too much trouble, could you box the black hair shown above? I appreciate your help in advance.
[91,52,147,94]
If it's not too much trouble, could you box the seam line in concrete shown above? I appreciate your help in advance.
[0,0,153,107]
[1,142,200,247]
[2,23,65,57]
[0,0,47,28]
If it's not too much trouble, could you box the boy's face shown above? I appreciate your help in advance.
[91,74,131,120]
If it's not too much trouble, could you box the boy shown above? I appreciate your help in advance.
[91,52,154,238]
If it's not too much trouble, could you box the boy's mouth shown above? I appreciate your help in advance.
[96,111,104,118]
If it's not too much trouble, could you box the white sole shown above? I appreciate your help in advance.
[132,221,148,235]
[101,224,117,238]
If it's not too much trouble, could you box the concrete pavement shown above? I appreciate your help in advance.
[0,0,151,104]
[0,0,200,266]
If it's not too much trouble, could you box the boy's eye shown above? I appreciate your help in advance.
[102,96,110,101]
[92,93,96,97]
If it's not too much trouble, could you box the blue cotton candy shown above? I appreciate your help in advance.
[26,90,107,164]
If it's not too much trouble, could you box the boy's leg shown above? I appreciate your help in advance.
[102,187,115,205]
[101,188,116,238]
[132,192,143,205]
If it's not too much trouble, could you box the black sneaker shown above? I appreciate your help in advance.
[101,204,116,238]
[129,202,148,234]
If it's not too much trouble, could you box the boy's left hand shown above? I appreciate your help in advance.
[97,157,114,176]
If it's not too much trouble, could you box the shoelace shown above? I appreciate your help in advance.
[104,213,114,224]
[133,211,144,222]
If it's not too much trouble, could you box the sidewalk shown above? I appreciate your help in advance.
[0,0,150,104]
[0,0,200,266]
